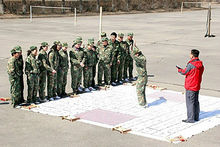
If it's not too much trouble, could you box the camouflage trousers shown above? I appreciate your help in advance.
[57,68,68,96]
[117,58,125,82]
[124,55,133,79]
[39,70,47,100]
[27,74,39,103]
[9,76,22,107]
[111,60,119,83]
[71,65,82,93]
[83,66,93,88]
[47,71,57,98]
[20,75,25,103]
[136,74,148,106]
[92,65,96,87]
[98,61,111,85]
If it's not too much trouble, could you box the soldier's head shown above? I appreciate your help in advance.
[76,36,83,46]
[127,33,134,40]
[62,42,68,51]
[29,46,38,56]
[102,37,108,46]
[101,32,107,38]
[51,40,60,51]
[118,33,124,42]
[57,42,62,51]
[110,32,117,42]
[41,42,49,51]
[74,39,82,49]
[87,38,94,50]
[190,49,200,59]
[11,46,22,58]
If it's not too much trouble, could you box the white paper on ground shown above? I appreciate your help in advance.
[28,85,220,143]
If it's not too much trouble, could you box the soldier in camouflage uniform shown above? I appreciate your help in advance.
[97,32,107,47]
[38,42,56,102]
[91,39,98,87]
[109,32,120,86]
[76,36,84,92]
[124,33,135,81]
[132,46,148,107]
[69,38,85,95]
[97,37,113,86]
[117,33,128,84]
[83,39,97,92]
[25,46,40,104]
[7,46,22,107]
[17,47,25,103]
[48,41,62,101]
[57,42,69,97]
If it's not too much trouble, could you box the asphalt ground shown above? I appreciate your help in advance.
[0,6,220,147]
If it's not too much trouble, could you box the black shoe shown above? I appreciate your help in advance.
[62,93,69,97]
[182,119,195,123]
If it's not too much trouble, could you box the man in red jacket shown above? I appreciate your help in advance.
[177,49,204,123]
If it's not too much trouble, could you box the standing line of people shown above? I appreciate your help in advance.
[7,32,139,108]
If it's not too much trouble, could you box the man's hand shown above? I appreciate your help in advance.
[117,60,120,64]
[80,62,85,67]
[176,65,181,69]
[52,70,56,74]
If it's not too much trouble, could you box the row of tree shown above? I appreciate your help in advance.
[1,0,202,15]
[0,0,125,14]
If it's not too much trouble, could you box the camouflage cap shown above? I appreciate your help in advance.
[127,33,134,37]
[11,49,16,54]
[53,40,60,45]
[74,38,82,44]
[101,37,108,42]
[88,38,95,45]
[62,42,68,47]
[57,42,62,46]
[118,33,124,37]
[30,46,37,51]
[13,46,22,53]
[101,32,107,37]
[76,36,82,41]
[132,46,140,54]
[41,42,48,47]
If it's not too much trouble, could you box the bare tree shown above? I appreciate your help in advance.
[96,0,100,12]
[62,0,65,13]
[42,0,45,6]
[126,0,129,11]
[0,0,4,14]
[22,0,27,14]
[112,0,115,11]
[79,0,83,12]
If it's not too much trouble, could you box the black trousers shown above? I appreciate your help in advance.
[186,90,200,121]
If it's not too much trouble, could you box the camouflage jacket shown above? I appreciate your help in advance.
[97,44,113,64]
[48,49,59,70]
[7,56,20,79]
[84,47,97,67]
[38,50,53,72]
[69,47,85,67]
[16,55,24,75]
[25,54,40,75]
[133,52,147,76]
[118,40,129,60]
[125,39,134,55]
[109,39,120,62]
[58,49,69,71]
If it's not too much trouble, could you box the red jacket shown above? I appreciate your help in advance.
[178,57,204,91]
